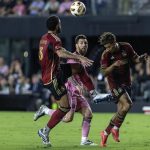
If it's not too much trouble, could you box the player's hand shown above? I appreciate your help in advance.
[113,60,127,67]
[78,55,93,67]
[62,110,74,123]
[139,53,148,62]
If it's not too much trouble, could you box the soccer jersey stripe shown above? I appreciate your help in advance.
[51,54,54,81]
[51,33,60,42]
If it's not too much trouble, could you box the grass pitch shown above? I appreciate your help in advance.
[0,112,150,150]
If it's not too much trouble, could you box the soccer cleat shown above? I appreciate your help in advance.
[33,105,47,121]
[93,94,113,104]
[111,128,120,142]
[38,128,51,146]
[100,131,109,147]
[80,140,97,146]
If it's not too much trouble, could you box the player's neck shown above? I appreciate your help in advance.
[112,43,119,53]
[48,30,57,35]
[115,43,120,51]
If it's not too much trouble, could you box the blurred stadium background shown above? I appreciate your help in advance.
[0,0,150,113]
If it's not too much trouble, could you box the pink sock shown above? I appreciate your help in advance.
[82,118,91,137]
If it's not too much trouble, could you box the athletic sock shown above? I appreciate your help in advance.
[47,109,66,129]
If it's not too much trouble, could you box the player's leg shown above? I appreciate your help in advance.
[37,73,71,146]
[34,84,77,123]
[62,92,77,122]
[34,104,56,121]
[100,87,132,146]
[111,92,132,142]
[77,99,97,146]
[100,87,127,147]
[61,63,109,101]
[103,101,123,136]
[38,94,70,146]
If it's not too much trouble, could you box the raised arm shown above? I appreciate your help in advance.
[56,47,93,67]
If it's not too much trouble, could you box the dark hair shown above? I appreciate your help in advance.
[75,34,87,44]
[46,15,59,30]
[99,32,116,45]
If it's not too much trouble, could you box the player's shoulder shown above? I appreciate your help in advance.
[42,33,61,43]
[50,33,61,42]
[119,42,132,49]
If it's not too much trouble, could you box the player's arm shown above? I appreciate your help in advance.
[101,60,127,77]
[101,65,115,77]
[100,52,116,77]
[126,43,148,63]
[132,53,148,63]
[56,47,93,67]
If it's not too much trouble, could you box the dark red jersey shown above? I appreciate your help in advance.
[101,42,138,90]
[39,33,62,84]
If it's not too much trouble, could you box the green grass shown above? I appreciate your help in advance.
[0,112,150,150]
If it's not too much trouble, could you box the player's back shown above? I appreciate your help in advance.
[39,33,62,84]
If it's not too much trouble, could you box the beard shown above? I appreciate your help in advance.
[78,48,87,56]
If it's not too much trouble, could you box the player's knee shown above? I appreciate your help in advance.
[83,111,93,119]
[122,103,131,113]
[83,115,93,121]
[59,106,70,113]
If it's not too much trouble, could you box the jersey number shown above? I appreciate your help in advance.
[39,47,43,60]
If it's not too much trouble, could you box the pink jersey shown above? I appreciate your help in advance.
[65,58,90,112]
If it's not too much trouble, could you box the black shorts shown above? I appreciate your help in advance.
[111,86,131,103]
[44,64,72,100]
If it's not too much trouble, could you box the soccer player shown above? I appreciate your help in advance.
[34,34,112,146]
[99,32,148,147]
[36,15,103,146]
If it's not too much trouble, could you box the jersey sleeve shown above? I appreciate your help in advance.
[126,43,138,60]
[54,40,62,52]
[50,34,62,52]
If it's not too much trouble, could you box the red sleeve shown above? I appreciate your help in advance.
[54,40,62,52]
[50,34,62,52]
[101,52,110,69]
[126,43,138,60]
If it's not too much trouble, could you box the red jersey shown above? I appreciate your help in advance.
[39,32,62,84]
[101,42,138,90]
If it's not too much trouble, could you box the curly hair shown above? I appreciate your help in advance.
[99,32,116,45]
[46,15,59,30]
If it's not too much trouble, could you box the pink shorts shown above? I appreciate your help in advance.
[67,90,90,112]
[65,80,90,112]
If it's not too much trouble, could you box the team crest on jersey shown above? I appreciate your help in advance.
[110,56,115,60]
[121,50,127,57]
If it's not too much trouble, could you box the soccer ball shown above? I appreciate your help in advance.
[70,1,86,16]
